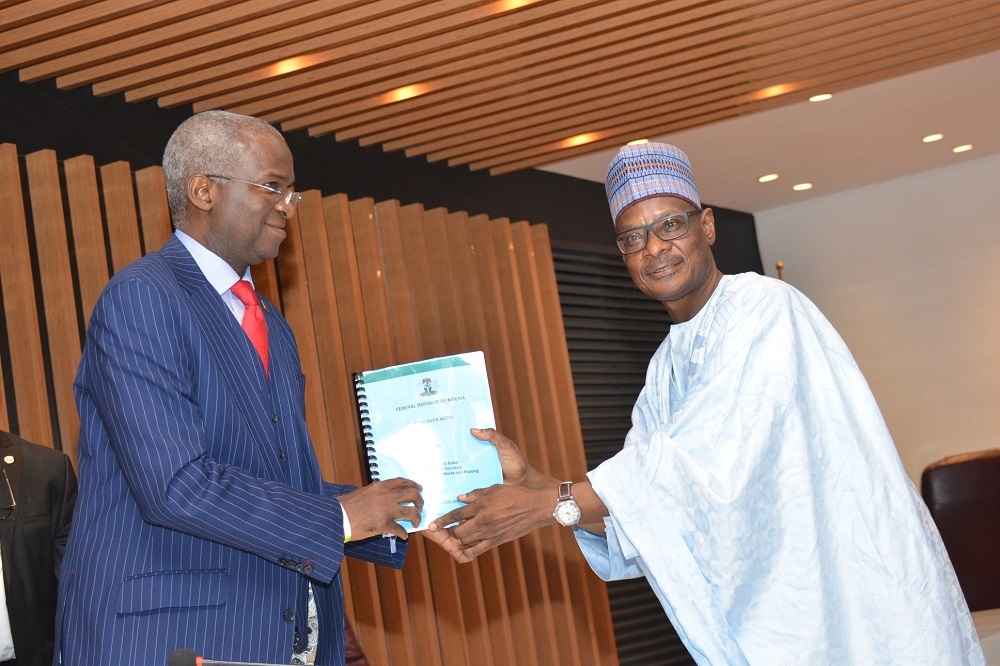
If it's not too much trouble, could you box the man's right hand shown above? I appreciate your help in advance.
[337,477,423,541]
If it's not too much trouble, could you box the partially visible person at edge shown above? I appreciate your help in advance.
[0,430,76,666]
[55,110,423,666]
[426,142,984,664]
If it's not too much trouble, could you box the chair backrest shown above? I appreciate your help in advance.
[921,449,1000,612]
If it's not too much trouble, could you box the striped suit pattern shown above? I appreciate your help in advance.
[55,235,405,666]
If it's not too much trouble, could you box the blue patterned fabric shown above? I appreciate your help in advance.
[578,273,983,665]
[55,235,406,666]
[605,142,700,224]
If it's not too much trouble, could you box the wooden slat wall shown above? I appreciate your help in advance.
[0,143,618,665]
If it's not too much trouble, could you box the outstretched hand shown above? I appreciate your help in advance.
[425,428,557,562]
[338,477,423,541]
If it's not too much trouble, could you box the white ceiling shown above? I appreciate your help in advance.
[539,48,1000,215]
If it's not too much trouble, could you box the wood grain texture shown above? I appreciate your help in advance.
[2,1,995,173]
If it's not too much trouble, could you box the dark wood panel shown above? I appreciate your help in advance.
[25,149,80,457]
[0,144,51,444]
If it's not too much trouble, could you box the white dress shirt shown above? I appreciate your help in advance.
[0,546,15,660]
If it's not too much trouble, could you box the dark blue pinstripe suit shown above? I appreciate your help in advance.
[55,236,406,666]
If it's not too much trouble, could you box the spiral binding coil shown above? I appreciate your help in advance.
[354,373,380,481]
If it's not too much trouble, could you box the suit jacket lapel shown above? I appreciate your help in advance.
[158,237,285,481]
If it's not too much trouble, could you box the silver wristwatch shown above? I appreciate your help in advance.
[552,481,582,527]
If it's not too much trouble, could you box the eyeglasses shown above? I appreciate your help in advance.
[206,174,302,208]
[0,465,15,520]
[615,209,701,255]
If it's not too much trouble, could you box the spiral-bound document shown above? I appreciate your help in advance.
[353,351,502,532]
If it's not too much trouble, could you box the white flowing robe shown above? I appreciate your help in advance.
[579,273,983,665]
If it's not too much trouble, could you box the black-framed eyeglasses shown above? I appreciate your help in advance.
[206,174,302,208]
[615,209,702,255]
[0,465,15,520]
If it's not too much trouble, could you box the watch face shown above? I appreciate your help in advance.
[553,500,582,526]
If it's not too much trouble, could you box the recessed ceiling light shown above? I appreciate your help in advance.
[627,138,649,145]
[494,0,540,11]
[792,183,813,191]
[380,83,431,104]
[758,174,779,183]
[922,134,944,143]
[267,55,320,77]
[560,132,602,149]
[952,144,973,153]
[808,93,832,102]
[752,83,796,101]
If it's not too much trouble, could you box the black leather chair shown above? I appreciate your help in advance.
[921,449,1000,612]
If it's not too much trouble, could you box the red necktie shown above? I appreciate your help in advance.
[231,280,269,377]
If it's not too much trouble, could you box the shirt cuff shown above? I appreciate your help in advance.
[342,504,352,543]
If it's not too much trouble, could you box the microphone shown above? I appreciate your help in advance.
[168,648,290,666]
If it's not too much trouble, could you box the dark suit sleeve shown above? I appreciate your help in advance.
[51,451,77,577]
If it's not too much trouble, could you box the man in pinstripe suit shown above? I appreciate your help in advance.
[55,111,423,666]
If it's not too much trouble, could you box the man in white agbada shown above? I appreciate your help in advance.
[426,142,984,664]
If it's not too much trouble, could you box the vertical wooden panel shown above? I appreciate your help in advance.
[394,203,446,357]
[347,197,423,666]
[389,204,488,666]
[0,327,6,431]
[323,194,394,666]
[323,194,372,378]
[25,149,81,459]
[134,165,172,254]
[465,215,542,666]
[63,154,110,324]
[486,218,572,666]
[0,144,52,444]
[367,199,445,666]
[421,208,469,350]
[420,206,496,666]
[444,212,489,352]
[0,145,16,431]
[347,199,394,365]
[372,200,425,364]
[530,225,618,663]
[509,221,592,666]
[98,161,143,272]
[445,210,518,666]
[511,223,610,664]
